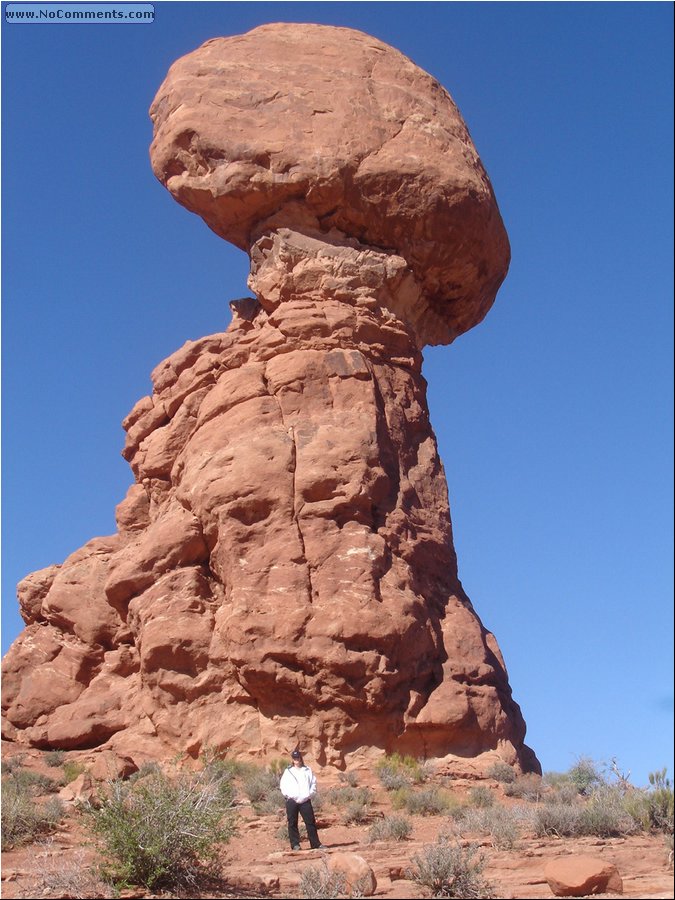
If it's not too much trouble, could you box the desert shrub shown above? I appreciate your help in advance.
[568,756,605,795]
[268,757,289,778]
[503,773,545,802]
[62,760,87,785]
[1,753,26,774]
[338,770,359,787]
[367,814,413,842]
[128,761,161,784]
[198,746,247,783]
[1,777,64,848]
[543,782,580,805]
[242,765,284,813]
[487,761,516,784]
[460,804,522,850]
[409,834,495,898]
[468,786,495,809]
[44,749,67,768]
[343,798,370,825]
[86,766,236,890]
[623,770,674,835]
[646,769,674,833]
[299,863,346,899]
[326,785,372,824]
[393,786,449,816]
[443,793,469,820]
[376,764,412,791]
[27,850,116,899]
[7,767,60,794]
[375,753,425,790]
[326,785,371,807]
[532,801,582,837]
[578,785,639,837]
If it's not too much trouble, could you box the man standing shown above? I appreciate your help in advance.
[279,749,326,851]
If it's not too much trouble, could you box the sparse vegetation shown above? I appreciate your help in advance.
[61,760,87,785]
[338,770,359,787]
[326,785,372,824]
[409,834,495,898]
[242,764,285,814]
[6,767,60,794]
[503,773,545,802]
[468,786,495,808]
[532,785,638,838]
[1,753,26,774]
[26,851,117,899]
[43,749,67,768]
[460,804,523,850]
[622,768,674,835]
[86,764,236,890]
[367,813,413,842]
[392,785,450,816]
[299,863,346,899]
[487,761,517,784]
[375,752,425,790]
[568,755,605,795]
[1,776,64,848]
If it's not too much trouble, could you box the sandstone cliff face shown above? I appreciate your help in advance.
[2,24,538,773]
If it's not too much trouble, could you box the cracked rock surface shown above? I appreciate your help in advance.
[2,24,538,773]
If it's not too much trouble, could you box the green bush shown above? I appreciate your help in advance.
[1,777,64,848]
[623,769,674,835]
[409,835,495,898]
[647,769,674,834]
[568,756,605,795]
[367,814,413,842]
[87,766,236,890]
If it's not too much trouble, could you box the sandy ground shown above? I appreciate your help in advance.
[1,743,673,899]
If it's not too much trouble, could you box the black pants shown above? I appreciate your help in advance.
[286,798,320,848]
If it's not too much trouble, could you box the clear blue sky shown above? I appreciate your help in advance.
[2,2,673,786]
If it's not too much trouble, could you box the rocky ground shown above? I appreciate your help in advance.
[1,743,673,900]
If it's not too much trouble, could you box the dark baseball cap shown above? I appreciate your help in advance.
[291,749,302,759]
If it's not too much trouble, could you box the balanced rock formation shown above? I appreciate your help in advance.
[2,23,538,773]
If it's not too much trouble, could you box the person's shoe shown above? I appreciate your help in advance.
[291,845,301,851]
[313,844,328,850]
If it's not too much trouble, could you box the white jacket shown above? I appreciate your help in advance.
[279,764,317,803]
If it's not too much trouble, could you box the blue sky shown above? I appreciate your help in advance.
[2,2,673,786]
